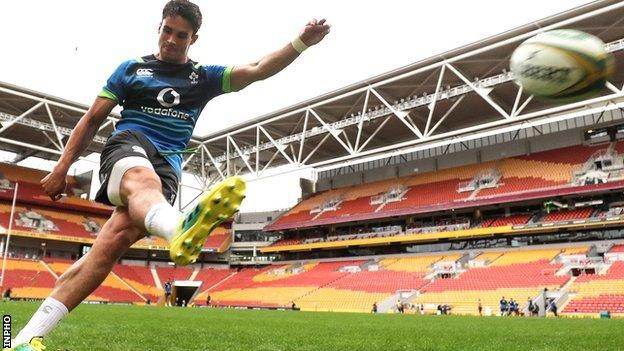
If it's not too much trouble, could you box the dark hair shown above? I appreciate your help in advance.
[162,0,202,34]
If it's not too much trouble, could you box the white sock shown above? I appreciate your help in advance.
[144,202,181,242]
[13,297,69,345]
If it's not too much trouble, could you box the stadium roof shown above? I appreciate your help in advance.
[0,81,204,164]
[196,0,624,180]
[1,1,624,185]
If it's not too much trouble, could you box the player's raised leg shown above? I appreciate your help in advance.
[113,157,247,266]
[168,176,246,265]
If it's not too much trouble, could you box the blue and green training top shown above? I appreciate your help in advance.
[99,54,233,176]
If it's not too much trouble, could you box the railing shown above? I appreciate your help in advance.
[560,256,603,267]
[370,195,384,205]
[457,180,475,192]
[406,221,470,234]
[371,185,407,205]
[310,197,342,214]
[457,169,501,193]
[302,228,402,244]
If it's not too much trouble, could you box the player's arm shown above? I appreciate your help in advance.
[41,97,116,200]
[229,18,331,92]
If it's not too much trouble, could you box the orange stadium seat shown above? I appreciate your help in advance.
[542,208,594,222]
[156,266,193,283]
[316,197,374,219]
[477,177,562,197]
[0,163,47,183]
[609,244,624,253]
[487,214,532,226]
[202,226,232,252]
[269,238,304,247]
[614,140,624,155]
[517,144,607,164]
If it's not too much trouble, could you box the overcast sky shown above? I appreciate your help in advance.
[0,0,591,211]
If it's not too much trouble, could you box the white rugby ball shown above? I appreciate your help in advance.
[510,29,614,101]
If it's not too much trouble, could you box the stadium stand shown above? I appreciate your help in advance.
[0,163,112,215]
[0,258,56,299]
[156,266,194,284]
[2,242,623,315]
[194,268,239,305]
[208,261,367,309]
[267,143,624,231]
[0,203,105,242]
[294,257,441,312]
[268,238,304,247]
[44,258,143,303]
[202,226,232,253]
[112,264,162,302]
[487,214,532,227]
[563,261,624,315]
[412,249,568,315]
[1,144,623,313]
[202,254,462,312]
[382,254,460,272]
[542,208,595,222]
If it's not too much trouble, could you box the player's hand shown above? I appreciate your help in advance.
[299,18,331,46]
[41,169,67,201]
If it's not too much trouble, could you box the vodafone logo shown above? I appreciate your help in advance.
[141,87,188,120]
[157,88,180,108]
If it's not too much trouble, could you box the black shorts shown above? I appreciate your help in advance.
[95,130,179,206]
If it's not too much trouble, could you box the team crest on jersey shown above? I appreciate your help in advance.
[189,71,199,85]
[136,68,154,77]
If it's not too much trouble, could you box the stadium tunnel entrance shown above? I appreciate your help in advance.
[172,280,202,307]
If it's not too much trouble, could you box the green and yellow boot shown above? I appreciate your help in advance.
[169,176,246,265]
[3,337,46,351]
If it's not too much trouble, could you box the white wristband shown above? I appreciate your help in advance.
[292,36,308,53]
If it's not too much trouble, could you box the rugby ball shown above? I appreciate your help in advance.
[510,29,614,102]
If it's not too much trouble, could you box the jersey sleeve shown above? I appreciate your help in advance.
[202,65,234,97]
[98,60,134,104]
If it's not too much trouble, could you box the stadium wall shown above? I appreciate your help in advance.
[480,140,528,162]
[529,129,584,153]
[397,158,437,177]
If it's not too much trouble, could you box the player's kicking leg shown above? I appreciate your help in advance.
[7,133,245,350]
[7,207,143,350]
[97,131,246,266]
[7,158,160,350]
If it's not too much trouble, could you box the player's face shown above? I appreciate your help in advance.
[158,15,198,64]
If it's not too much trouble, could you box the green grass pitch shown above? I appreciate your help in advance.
[3,301,624,350]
